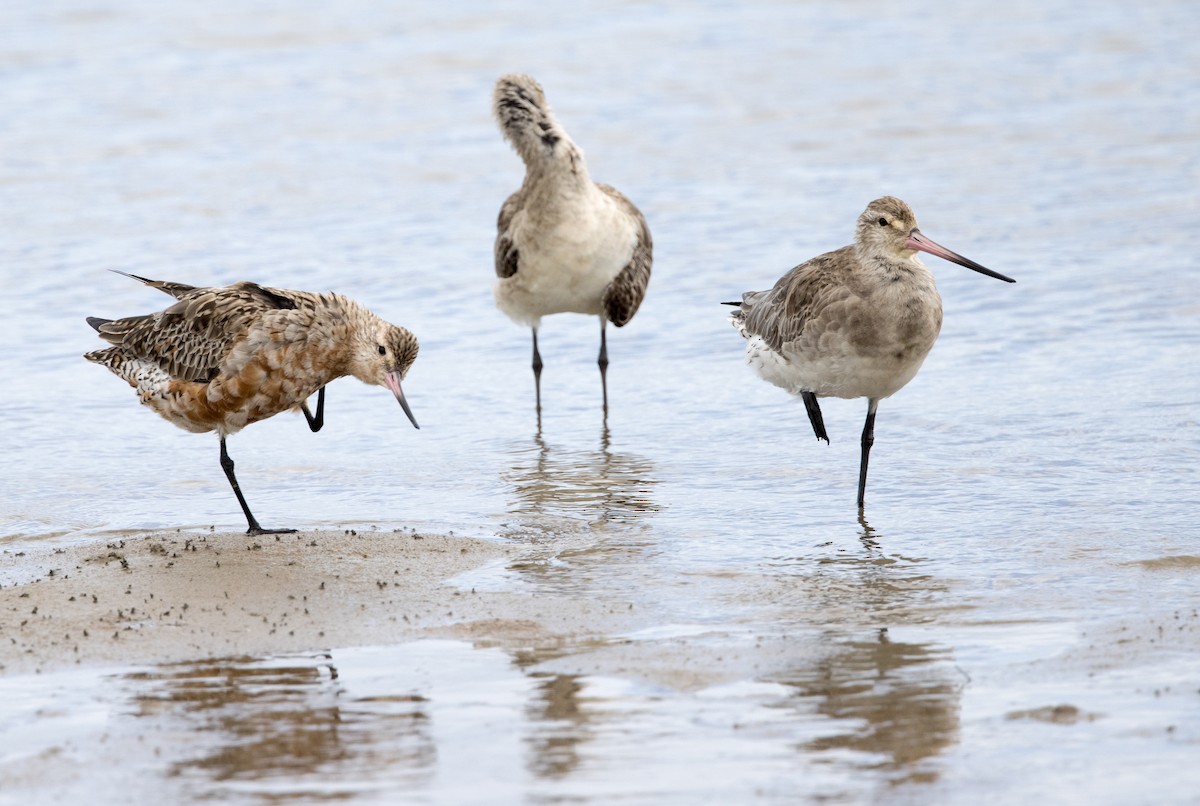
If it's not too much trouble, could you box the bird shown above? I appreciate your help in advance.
[492,72,652,424]
[726,196,1015,509]
[85,272,420,535]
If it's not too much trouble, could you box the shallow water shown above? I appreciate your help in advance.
[3,0,1200,802]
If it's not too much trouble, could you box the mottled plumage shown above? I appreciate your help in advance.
[729,197,1014,507]
[492,72,653,421]
[86,273,420,534]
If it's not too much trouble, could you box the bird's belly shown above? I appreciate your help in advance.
[495,260,610,323]
[745,335,931,401]
[134,353,326,437]
[494,213,633,326]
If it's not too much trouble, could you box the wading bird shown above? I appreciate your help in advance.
[86,273,419,534]
[492,73,652,423]
[727,196,1014,508]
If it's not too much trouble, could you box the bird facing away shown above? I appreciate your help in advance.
[85,272,420,535]
[727,196,1015,508]
[492,72,652,424]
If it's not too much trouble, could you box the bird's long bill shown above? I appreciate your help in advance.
[384,371,420,430]
[906,230,1016,283]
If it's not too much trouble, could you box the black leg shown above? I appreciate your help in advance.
[219,437,296,536]
[857,399,878,509]
[598,321,610,418]
[301,386,325,432]
[801,391,830,443]
[531,327,543,421]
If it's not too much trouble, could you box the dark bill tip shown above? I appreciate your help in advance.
[907,230,1016,283]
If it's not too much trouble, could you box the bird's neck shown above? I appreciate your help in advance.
[518,155,601,226]
[293,295,365,381]
[521,141,592,192]
[855,246,934,286]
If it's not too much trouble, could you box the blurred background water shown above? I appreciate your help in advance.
[1,0,1198,802]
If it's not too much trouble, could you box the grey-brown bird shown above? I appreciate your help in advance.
[492,73,652,422]
[86,272,419,534]
[727,197,1014,508]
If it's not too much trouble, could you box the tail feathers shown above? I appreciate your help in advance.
[726,293,754,335]
[493,73,574,164]
[83,346,119,367]
[723,295,751,326]
[86,313,153,347]
[84,348,176,401]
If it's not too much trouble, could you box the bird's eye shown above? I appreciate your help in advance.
[377,345,387,356]
[877,217,888,227]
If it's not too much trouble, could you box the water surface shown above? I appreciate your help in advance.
[2,0,1199,802]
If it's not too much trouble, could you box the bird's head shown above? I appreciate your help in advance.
[353,321,420,429]
[856,196,921,260]
[856,196,1014,283]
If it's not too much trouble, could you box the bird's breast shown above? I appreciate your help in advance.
[841,278,942,359]
[495,193,635,322]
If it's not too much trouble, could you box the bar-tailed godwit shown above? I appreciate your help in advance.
[727,196,1015,508]
[492,73,652,422]
[86,273,420,534]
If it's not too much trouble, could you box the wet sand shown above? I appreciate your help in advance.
[0,530,636,677]
[4,530,1200,804]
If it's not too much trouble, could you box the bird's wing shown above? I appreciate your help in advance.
[111,270,198,299]
[494,190,524,279]
[737,247,854,354]
[598,184,653,328]
[91,282,301,382]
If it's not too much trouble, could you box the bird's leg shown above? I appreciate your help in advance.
[219,437,296,536]
[598,320,610,418]
[856,399,879,510]
[801,391,830,443]
[531,327,544,421]
[301,386,326,432]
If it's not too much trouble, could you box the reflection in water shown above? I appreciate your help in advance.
[858,511,877,545]
[777,516,960,786]
[779,629,961,785]
[126,654,435,796]
[791,515,949,620]
[497,425,660,781]
[498,428,662,596]
[502,427,659,532]
[524,673,592,780]
[765,518,961,788]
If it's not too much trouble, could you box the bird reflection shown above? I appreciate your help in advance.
[124,654,435,791]
[524,673,592,779]
[774,629,962,784]
[858,510,878,546]
[797,515,946,620]
[763,516,962,784]
[502,426,659,534]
